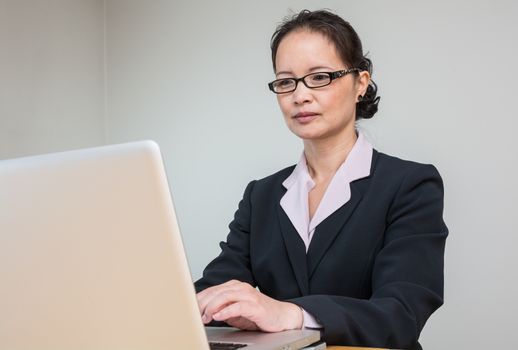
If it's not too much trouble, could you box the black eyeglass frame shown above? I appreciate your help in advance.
[268,68,360,94]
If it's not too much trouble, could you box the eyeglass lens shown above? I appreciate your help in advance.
[272,72,332,93]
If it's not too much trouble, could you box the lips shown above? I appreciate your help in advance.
[293,111,319,123]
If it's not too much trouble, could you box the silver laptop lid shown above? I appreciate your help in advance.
[0,141,210,349]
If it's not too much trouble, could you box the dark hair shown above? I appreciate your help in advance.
[270,9,380,120]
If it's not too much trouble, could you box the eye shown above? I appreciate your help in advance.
[309,73,330,82]
[276,79,295,87]
[272,78,296,92]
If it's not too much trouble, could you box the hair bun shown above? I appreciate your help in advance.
[356,57,380,120]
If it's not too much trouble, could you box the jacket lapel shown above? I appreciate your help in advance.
[277,204,309,296]
[306,150,377,279]
[306,181,365,279]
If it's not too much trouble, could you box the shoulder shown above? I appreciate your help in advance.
[372,150,443,184]
[366,150,445,214]
[241,165,295,202]
[253,164,295,188]
[371,150,445,220]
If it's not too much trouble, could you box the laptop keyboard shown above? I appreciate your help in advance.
[209,341,248,349]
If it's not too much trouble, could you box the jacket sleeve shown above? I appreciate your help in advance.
[288,164,448,349]
[194,180,257,293]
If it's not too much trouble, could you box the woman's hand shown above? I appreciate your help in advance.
[196,280,303,332]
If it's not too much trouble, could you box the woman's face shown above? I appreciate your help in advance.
[274,29,369,142]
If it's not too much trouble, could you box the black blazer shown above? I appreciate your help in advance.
[195,150,448,350]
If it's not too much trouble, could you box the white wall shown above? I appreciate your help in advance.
[0,0,105,159]
[105,0,293,287]
[105,1,518,349]
[1,0,517,348]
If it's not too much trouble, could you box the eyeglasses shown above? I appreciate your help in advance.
[268,68,360,94]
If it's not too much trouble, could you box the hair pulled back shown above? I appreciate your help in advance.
[270,9,380,120]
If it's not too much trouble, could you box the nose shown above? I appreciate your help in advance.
[292,82,313,105]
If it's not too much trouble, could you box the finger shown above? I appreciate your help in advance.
[225,316,259,331]
[212,300,258,323]
[212,296,292,332]
[197,279,242,307]
[203,290,256,323]
[197,281,252,317]
[197,279,241,300]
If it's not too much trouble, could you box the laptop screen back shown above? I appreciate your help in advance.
[0,141,209,349]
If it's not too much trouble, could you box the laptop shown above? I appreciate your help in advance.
[0,141,320,350]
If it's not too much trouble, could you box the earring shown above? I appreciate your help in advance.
[357,95,364,102]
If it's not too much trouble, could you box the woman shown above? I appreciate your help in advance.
[195,9,447,350]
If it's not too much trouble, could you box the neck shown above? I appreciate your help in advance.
[303,130,358,181]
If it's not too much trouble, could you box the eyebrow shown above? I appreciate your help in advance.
[276,66,336,77]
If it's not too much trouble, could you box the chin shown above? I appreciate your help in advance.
[289,129,326,141]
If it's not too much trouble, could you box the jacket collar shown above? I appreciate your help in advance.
[280,131,373,250]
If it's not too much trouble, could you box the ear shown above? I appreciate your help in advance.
[356,70,371,99]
